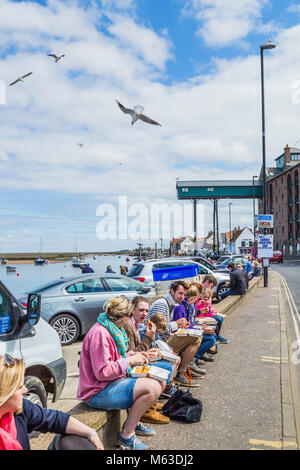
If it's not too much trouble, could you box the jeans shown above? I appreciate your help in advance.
[219,288,240,301]
[195,334,217,358]
[213,314,223,337]
[88,377,137,411]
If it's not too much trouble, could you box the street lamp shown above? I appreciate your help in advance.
[228,203,232,254]
[260,39,276,287]
[252,176,258,245]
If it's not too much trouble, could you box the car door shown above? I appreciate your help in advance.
[0,283,22,358]
[103,276,145,302]
[64,277,109,330]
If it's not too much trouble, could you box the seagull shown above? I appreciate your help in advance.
[116,100,161,127]
[77,143,86,149]
[48,54,65,63]
[9,72,33,86]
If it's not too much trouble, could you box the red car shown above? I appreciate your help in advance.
[269,251,283,263]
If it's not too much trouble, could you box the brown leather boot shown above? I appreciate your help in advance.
[155,403,164,411]
[140,405,170,424]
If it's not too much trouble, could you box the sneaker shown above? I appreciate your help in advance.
[174,372,199,388]
[117,433,149,450]
[195,358,205,366]
[217,335,230,344]
[201,353,215,362]
[189,359,207,375]
[135,423,156,436]
[189,370,205,379]
[160,384,176,398]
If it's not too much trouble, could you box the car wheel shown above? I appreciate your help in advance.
[50,313,80,346]
[24,376,47,408]
[217,284,230,300]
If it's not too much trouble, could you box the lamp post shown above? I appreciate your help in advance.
[252,176,258,246]
[260,39,276,287]
[228,203,232,254]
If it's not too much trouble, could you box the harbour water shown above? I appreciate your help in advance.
[0,255,133,298]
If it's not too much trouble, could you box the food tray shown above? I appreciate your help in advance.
[148,352,162,362]
[176,329,189,336]
[130,366,150,377]
[188,329,203,337]
[148,365,170,382]
[161,352,179,363]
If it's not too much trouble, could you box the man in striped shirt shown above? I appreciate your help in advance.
[146,281,203,388]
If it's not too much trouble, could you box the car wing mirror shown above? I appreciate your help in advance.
[26,293,41,326]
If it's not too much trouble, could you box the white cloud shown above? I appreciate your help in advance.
[182,0,270,46]
[1,0,300,249]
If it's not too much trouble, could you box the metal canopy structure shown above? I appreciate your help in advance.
[176,180,263,256]
[176,180,263,200]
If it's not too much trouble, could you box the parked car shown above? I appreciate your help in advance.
[208,250,231,261]
[214,257,248,272]
[0,280,66,407]
[127,257,230,299]
[269,251,283,263]
[181,256,216,271]
[216,254,245,266]
[19,274,154,346]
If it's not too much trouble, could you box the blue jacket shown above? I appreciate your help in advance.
[14,399,70,450]
[245,261,252,274]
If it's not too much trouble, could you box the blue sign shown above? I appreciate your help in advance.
[153,264,199,282]
[0,315,11,334]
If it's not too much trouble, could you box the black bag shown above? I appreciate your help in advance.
[162,389,202,423]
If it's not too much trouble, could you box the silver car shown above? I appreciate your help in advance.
[19,274,154,346]
[127,257,230,298]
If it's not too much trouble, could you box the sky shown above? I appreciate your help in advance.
[1,0,300,253]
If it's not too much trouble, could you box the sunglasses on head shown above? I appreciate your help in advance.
[0,354,15,367]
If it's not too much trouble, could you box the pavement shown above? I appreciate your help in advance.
[32,268,299,450]
[144,269,299,450]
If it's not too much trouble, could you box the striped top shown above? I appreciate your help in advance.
[146,292,178,339]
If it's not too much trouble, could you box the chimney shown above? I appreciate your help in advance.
[284,144,291,168]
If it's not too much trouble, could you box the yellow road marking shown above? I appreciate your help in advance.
[283,441,298,448]
[249,439,282,449]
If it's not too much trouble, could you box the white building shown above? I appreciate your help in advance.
[227,226,254,255]
[179,236,204,255]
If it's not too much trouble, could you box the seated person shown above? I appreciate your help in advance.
[195,288,214,318]
[0,355,103,451]
[77,296,166,450]
[250,260,262,279]
[219,263,247,301]
[139,312,180,398]
[146,281,203,388]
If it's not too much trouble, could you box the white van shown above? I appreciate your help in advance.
[0,280,67,407]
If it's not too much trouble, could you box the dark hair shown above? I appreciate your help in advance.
[202,275,217,287]
[170,280,188,293]
[228,262,235,269]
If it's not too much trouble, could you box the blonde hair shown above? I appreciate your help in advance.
[185,284,200,300]
[0,357,25,407]
[104,296,132,322]
[149,313,167,332]
[202,288,213,300]
[253,260,259,267]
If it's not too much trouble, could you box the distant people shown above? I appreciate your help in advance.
[0,355,103,450]
[120,265,128,275]
[250,260,262,279]
[219,262,247,300]
[244,257,253,275]
[80,264,94,274]
[105,265,115,274]
[236,263,249,290]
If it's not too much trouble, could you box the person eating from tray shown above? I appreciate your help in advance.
[77,296,166,450]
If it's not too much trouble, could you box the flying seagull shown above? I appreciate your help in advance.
[48,53,65,63]
[77,143,86,149]
[116,100,161,127]
[9,72,33,86]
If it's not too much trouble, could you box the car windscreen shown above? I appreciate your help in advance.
[127,264,144,277]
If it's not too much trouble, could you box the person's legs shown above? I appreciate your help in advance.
[195,334,216,358]
[166,335,201,373]
[219,289,240,301]
[121,378,164,439]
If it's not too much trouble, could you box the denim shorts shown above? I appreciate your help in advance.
[88,377,137,411]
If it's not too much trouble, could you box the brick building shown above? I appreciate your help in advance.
[259,145,300,255]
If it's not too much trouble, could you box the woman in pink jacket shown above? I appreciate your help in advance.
[77,296,166,450]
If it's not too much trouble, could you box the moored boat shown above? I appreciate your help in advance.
[1,258,7,265]
[6,265,16,272]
